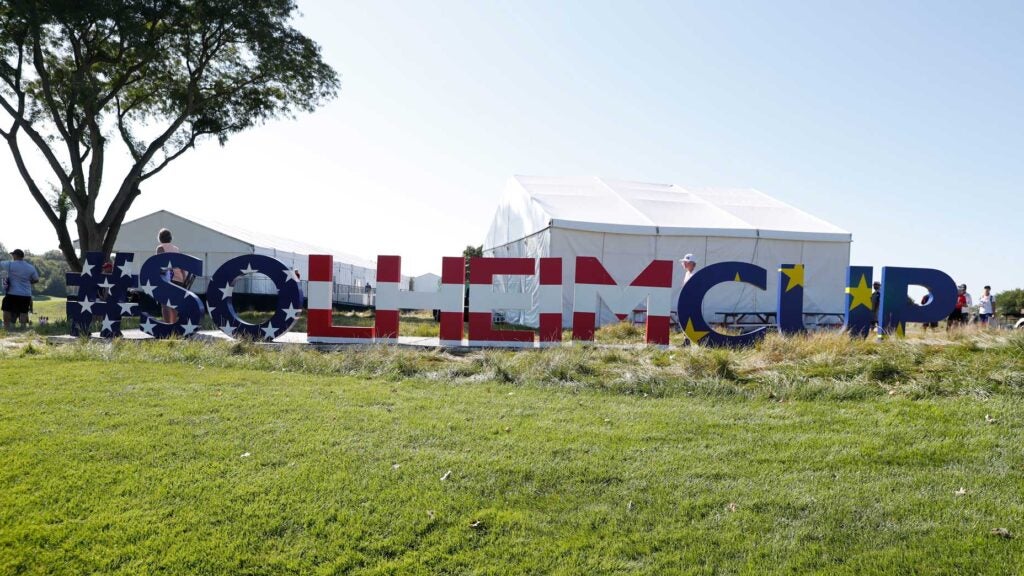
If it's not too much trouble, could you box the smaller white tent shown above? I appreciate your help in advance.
[484,176,852,328]
[102,210,407,302]
[412,273,441,293]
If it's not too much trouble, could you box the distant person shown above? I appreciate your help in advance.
[947,284,970,329]
[679,254,698,286]
[870,281,881,329]
[977,285,995,326]
[156,228,186,323]
[962,284,974,324]
[99,257,114,301]
[1,249,40,329]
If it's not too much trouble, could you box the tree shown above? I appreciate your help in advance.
[462,244,482,283]
[0,1,339,270]
[995,288,1024,318]
[30,249,72,296]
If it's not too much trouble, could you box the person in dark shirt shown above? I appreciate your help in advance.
[870,281,881,329]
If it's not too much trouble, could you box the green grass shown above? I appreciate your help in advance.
[27,295,67,323]
[11,305,443,337]
[1,332,1023,574]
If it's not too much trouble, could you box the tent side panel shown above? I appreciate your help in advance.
[487,229,550,327]
[751,239,803,314]
[799,241,850,316]
[697,237,761,321]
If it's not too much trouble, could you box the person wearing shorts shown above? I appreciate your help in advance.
[156,228,186,323]
[977,286,995,326]
[1,249,40,329]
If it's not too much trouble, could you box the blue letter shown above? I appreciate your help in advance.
[843,266,875,338]
[879,267,956,337]
[676,262,769,348]
[206,255,303,341]
[138,253,205,338]
[776,264,806,335]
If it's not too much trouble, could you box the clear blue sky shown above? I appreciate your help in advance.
[1,0,1021,294]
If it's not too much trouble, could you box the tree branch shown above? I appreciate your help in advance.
[101,110,190,229]
[94,14,169,110]
[140,131,202,182]
[115,97,142,161]
[0,95,81,212]
[5,126,79,269]
[30,27,74,146]
[0,41,25,94]
[101,27,219,229]
[30,26,88,211]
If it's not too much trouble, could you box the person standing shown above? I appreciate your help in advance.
[977,285,995,326]
[1,249,40,329]
[156,228,185,323]
[870,281,881,329]
[948,284,970,329]
[679,254,698,286]
[961,284,974,325]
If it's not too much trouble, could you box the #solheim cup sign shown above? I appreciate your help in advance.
[66,252,958,348]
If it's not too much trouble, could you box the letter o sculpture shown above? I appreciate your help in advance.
[207,255,303,341]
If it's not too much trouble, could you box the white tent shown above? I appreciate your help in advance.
[412,273,441,293]
[101,210,406,302]
[483,176,852,328]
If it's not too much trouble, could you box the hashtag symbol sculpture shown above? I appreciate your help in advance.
[66,252,138,337]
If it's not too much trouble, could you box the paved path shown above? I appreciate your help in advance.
[45,330,656,351]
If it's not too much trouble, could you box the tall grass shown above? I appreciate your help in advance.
[3,327,1022,401]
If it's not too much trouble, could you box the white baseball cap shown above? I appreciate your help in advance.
[679,254,697,264]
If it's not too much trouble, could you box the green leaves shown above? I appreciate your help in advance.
[0,0,339,266]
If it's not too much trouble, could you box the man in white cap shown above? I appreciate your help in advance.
[680,254,698,286]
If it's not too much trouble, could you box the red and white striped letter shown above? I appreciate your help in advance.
[306,254,375,343]
[468,257,535,347]
[572,257,673,346]
[538,258,563,347]
[375,256,465,345]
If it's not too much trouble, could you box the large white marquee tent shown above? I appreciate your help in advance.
[483,176,853,328]
[101,210,401,303]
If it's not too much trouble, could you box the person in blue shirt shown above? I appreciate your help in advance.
[1,249,40,329]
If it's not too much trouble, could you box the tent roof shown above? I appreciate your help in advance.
[503,175,851,242]
[119,210,377,269]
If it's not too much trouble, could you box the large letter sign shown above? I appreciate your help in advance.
[537,258,563,347]
[307,254,467,344]
[206,255,303,341]
[571,257,673,346]
[676,261,769,347]
[305,254,375,343]
[878,267,957,337]
[138,252,205,338]
[468,257,536,347]
[66,252,137,337]
[843,266,875,338]
[65,248,966,350]
[776,264,807,335]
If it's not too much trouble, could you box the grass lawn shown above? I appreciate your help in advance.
[1,333,1023,574]
[16,300,445,338]
[27,295,67,324]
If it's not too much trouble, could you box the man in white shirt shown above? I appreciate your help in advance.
[680,254,698,286]
[977,285,995,325]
